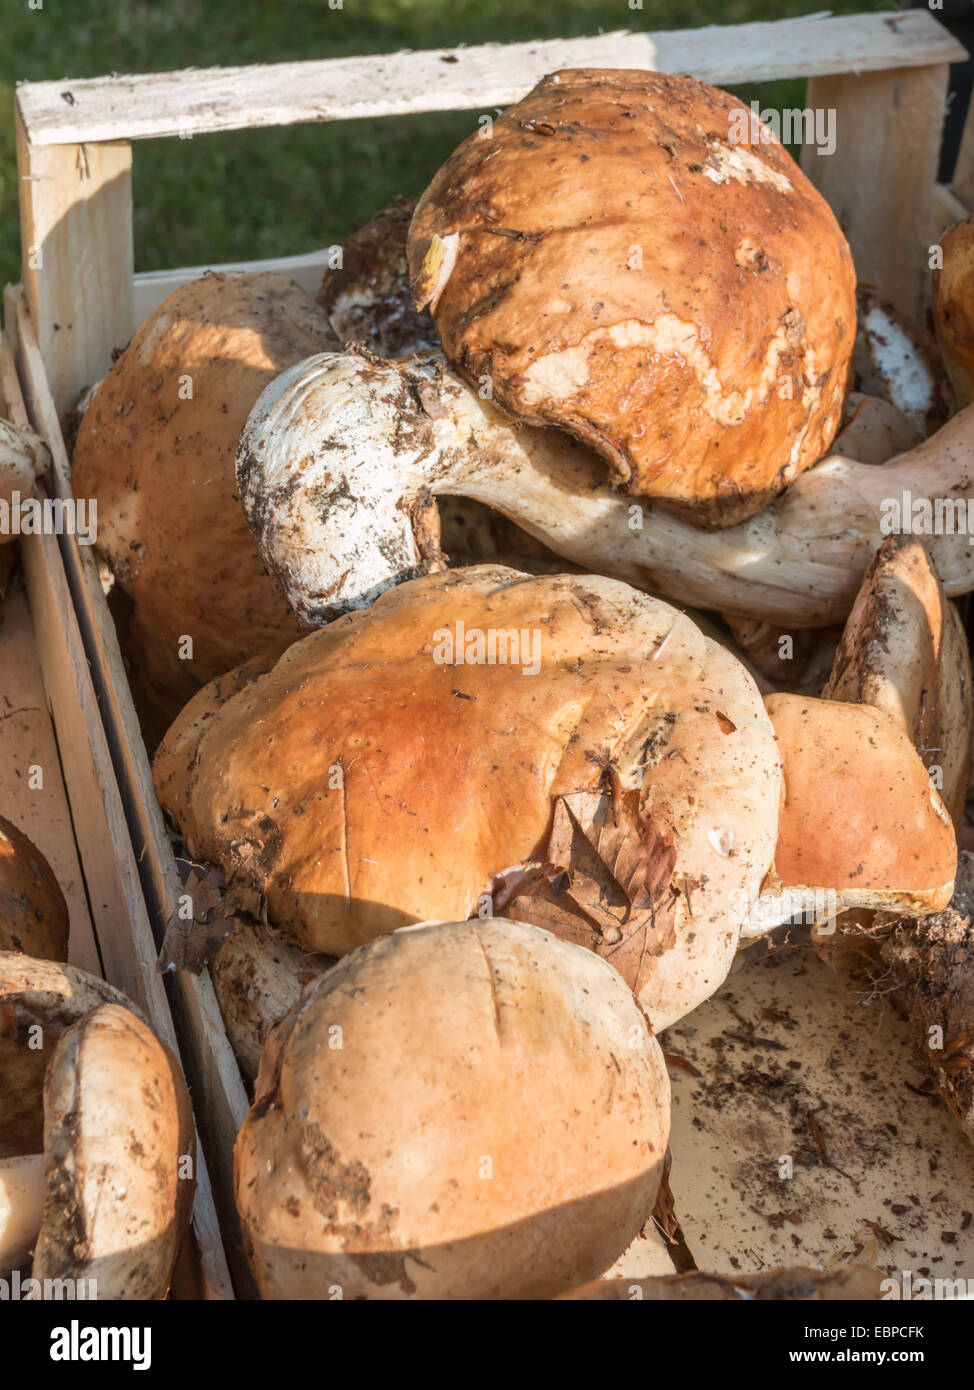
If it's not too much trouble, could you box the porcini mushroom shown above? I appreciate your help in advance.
[744,694,957,939]
[0,953,195,1297]
[0,814,69,961]
[564,1264,888,1301]
[72,272,337,737]
[154,564,782,1032]
[234,918,670,1300]
[236,349,974,630]
[823,534,972,825]
[406,69,856,527]
[933,215,974,411]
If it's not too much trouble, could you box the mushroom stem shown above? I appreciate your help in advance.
[0,1152,45,1274]
[238,351,974,630]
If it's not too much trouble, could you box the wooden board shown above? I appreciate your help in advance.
[802,64,950,321]
[15,12,965,147]
[1,310,235,1301]
[6,285,253,1296]
[664,941,974,1281]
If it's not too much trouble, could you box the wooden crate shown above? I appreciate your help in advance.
[0,328,232,1299]
[8,8,974,1294]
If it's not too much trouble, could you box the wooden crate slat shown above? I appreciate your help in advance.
[133,248,331,323]
[16,111,133,415]
[16,11,967,147]
[802,63,950,322]
[4,287,237,1301]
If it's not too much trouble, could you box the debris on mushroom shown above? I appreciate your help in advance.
[236,349,974,631]
[319,196,439,357]
[210,916,334,1086]
[72,272,337,740]
[153,565,781,1032]
[0,814,69,961]
[0,953,195,1296]
[407,69,856,528]
[824,534,972,826]
[234,918,670,1299]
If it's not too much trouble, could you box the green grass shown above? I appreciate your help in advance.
[1,0,900,287]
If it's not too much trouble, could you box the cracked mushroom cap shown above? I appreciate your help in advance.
[762,694,956,921]
[0,954,195,1298]
[407,68,855,528]
[234,917,670,1300]
[0,815,69,961]
[72,272,336,736]
[154,565,781,1030]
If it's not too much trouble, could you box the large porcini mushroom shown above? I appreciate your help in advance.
[154,564,781,1032]
[823,534,972,825]
[0,953,195,1296]
[72,272,336,736]
[236,349,974,630]
[406,69,855,527]
[0,814,69,961]
[234,918,670,1300]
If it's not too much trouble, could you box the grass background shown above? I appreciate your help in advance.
[1,0,899,287]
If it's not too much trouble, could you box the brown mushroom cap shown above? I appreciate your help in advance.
[408,68,855,528]
[765,693,956,914]
[32,1002,195,1299]
[933,215,974,411]
[824,534,972,827]
[72,272,336,736]
[234,918,670,1300]
[0,815,69,962]
[155,565,780,1029]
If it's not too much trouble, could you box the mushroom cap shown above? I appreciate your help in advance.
[155,565,780,1027]
[933,215,974,411]
[0,815,69,962]
[0,952,132,1157]
[32,1002,195,1299]
[72,272,336,735]
[765,693,956,915]
[824,534,972,826]
[234,918,670,1300]
[407,68,855,527]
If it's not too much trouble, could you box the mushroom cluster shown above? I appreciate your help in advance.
[70,65,974,1299]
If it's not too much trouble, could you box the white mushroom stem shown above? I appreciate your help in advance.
[0,1153,45,1273]
[237,352,974,629]
[0,419,48,545]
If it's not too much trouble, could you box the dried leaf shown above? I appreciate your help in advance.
[158,863,233,974]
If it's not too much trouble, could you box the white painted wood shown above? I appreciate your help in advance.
[16,11,966,148]
[802,65,950,321]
